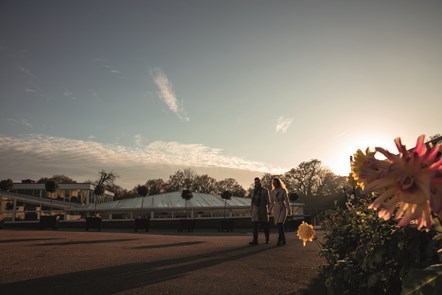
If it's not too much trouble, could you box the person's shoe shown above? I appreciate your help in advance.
[249,241,258,246]
[276,237,281,246]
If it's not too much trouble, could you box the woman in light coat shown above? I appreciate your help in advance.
[269,177,291,246]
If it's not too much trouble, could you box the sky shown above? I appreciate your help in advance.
[1,0,441,190]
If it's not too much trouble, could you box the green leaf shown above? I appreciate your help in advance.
[433,217,442,234]
[368,273,380,288]
[401,264,442,295]
[398,240,406,250]
[374,248,385,263]
[432,234,442,242]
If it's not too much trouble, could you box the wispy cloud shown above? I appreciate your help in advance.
[63,90,76,100]
[92,58,124,78]
[3,118,33,129]
[17,66,54,101]
[275,116,293,134]
[21,119,33,128]
[134,134,144,146]
[17,65,37,79]
[0,134,286,187]
[88,134,96,140]
[151,68,189,122]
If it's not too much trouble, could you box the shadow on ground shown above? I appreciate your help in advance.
[131,241,206,249]
[0,238,62,244]
[0,244,274,294]
[32,238,138,246]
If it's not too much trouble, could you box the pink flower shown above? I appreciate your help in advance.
[430,168,442,220]
[362,135,442,230]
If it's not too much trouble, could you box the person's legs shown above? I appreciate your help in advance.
[249,222,258,245]
[280,223,286,245]
[263,221,270,244]
[277,223,285,246]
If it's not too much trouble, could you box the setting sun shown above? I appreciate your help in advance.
[323,132,400,176]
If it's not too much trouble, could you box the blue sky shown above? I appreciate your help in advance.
[1,0,441,189]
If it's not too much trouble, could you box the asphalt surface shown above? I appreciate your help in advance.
[0,229,325,295]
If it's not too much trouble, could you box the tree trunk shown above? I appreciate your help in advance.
[50,192,53,215]
[94,195,97,216]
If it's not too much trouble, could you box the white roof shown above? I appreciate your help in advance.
[78,191,304,212]
[84,191,250,211]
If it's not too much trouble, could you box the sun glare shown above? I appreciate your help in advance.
[324,133,397,176]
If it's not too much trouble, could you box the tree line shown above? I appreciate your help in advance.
[27,169,247,199]
[251,159,349,217]
[2,159,349,206]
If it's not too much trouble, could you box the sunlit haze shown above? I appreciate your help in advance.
[1,0,441,189]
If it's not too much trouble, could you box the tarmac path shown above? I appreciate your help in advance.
[0,229,325,295]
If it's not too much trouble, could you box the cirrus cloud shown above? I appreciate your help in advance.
[3,118,33,129]
[0,134,286,188]
[275,116,293,134]
[151,68,189,122]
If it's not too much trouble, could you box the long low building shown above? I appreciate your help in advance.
[7,182,115,205]
[1,186,305,222]
[68,191,305,221]
[0,182,114,222]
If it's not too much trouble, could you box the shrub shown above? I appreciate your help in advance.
[319,205,440,295]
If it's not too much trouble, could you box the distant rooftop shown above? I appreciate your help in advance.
[83,191,252,211]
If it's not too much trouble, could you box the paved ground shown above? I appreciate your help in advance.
[0,229,326,295]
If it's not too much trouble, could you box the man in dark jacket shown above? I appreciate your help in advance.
[249,177,270,245]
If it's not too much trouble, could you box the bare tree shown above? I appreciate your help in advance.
[105,183,126,199]
[260,173,276,191]
[283,160,349,220]
[316,169,348,198]
[284,159,322,198]
[215,178,246,197]
[145,178,166,195]
[165,168,197,192]
[192,174,217,194]
[93,170,118,215]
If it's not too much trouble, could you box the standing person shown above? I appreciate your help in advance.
[249,177,270,245]
[269,177,291,246]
